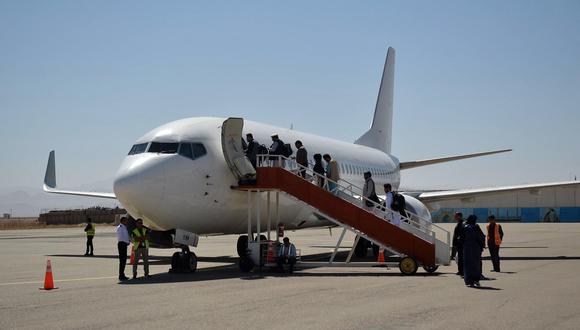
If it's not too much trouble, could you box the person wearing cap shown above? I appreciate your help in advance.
[462,215,485,287]
[269,134,286,167]
[131,218,150,279]
[487,215,504,272]
[295,140,308,178]
[84,217,95,256]
[277,237,297,273]
[451,212,465,276]
[116,216,130,281]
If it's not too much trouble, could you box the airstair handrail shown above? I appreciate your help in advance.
[255,154,450,247]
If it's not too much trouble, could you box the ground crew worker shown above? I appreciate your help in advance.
[451,212,465,276]
[84,217,95,256]
[277,237,297,273]
[131,219,150,278]
[487,215,504,272]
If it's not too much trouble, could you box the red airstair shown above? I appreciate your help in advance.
[235,155,451,275]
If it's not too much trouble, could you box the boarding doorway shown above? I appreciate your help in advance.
[221,117,256,181]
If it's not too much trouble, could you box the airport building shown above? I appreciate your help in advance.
[429,183,580,222]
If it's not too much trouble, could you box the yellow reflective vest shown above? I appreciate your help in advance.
[132,227,149,250]
[85,224,95,237]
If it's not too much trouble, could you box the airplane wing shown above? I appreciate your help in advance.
[399,149,512,170]
[416,181,580,209]
[43,151,117,199]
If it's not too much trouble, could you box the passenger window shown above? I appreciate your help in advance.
[148,142,179,154]
[179,143,193,159]
[128,143,148,155]
[192,143,207,158]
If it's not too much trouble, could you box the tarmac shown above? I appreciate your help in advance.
[1,223,580,329]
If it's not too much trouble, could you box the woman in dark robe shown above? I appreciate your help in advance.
[463,215,485,287]
[313,153,326,188]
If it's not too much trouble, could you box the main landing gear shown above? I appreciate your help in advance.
[169,245,197,273]
[237,234,266,257]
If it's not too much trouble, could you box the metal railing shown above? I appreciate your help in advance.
[255,154,450,250]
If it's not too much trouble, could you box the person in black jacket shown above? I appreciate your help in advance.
[451,212,465,276]
[313,153,325,188]
[244,133,260,168]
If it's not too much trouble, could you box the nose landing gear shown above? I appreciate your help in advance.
[169,245,197,273]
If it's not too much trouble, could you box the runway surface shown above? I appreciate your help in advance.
[1,223,580,329]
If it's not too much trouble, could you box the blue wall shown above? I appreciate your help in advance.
[432,207,580,223]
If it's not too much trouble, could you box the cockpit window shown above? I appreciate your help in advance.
[148,142,179,154]
[128,143,148,155]
[178,143,193,159]
[192,143,207,158]
[178,143,207,160]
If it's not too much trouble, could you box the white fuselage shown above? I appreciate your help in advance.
[113,117,402,235]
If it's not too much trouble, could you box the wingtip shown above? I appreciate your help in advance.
[44,150,56,189]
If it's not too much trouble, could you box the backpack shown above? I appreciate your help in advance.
[390,192,405,212]
[257,144,268,155]
[282,143,293,157]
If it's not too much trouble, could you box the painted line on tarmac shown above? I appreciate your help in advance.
[0,276,117,287]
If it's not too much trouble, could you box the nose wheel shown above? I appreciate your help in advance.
[169,246,197,273]
[237,235,249,257]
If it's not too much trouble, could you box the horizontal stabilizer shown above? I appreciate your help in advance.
[399,149,512,170]
[43,150,117,199]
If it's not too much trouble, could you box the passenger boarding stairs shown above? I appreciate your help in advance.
[238,155,451,272]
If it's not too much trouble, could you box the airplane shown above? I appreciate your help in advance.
[43,47,580,271]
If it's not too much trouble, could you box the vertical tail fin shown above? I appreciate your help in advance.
[354,47,395,154]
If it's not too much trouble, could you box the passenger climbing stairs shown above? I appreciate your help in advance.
[236,154,451,275]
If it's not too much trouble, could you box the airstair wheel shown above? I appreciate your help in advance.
[399,257,418,275]
[422,265,439,273]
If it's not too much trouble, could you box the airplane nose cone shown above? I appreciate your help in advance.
[113,155,166,223]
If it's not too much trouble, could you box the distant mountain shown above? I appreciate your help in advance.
[0,179,120,217]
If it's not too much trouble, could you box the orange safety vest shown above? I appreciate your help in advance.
[487,223,502,246]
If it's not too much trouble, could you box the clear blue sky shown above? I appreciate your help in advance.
[1,1,579,194]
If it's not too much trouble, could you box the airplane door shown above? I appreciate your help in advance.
[221,117,256,180]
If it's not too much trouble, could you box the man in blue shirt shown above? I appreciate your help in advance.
[277,237,297,273]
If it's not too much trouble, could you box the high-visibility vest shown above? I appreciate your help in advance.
[132,228,149,250]
[86,224,95,236]
[487,223,502,246]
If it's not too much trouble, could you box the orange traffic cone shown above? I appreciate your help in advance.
[377,248,385,263]
[129,248,135,265]
[40,259,58,290]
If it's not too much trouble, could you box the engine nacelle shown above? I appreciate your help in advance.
[402,194,432,226]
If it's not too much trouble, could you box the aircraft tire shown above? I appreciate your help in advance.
[399,257,418,275]
[188,252,198,273]
[422,265,439,273]
[239,256,254,272]
[237,235,249,257]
